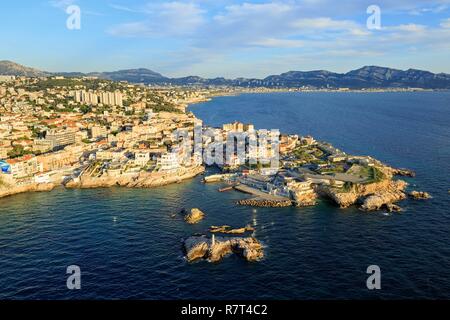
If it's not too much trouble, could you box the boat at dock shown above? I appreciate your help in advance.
[219,186,234,192]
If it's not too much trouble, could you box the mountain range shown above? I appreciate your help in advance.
[1,60,450,89]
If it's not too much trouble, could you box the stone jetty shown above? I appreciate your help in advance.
[237,198,292,207]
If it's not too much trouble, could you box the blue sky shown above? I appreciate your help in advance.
[1,0,450,78]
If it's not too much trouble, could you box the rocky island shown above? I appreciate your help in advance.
[184,235,264,263]
[184,208,205,224]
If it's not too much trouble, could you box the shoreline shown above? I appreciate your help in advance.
[0,166,205,199]
[65,165,205,190]
[1,88,438,203]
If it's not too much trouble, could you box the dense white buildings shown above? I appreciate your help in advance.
[158,153,180,171]
[73,90,123,107]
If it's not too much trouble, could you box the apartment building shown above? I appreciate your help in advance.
[158,153,180,171]
[223,121,255,132]
[135,151,151,167]
[44,129,76,150]
[74,90,123,107]
[6,155,39,179]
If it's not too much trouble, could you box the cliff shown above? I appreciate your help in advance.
[291,190,318,207]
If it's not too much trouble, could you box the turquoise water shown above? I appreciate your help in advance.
[1,92,450,299]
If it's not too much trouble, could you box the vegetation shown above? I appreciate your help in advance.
[7,145,33,159]
[292,148,315,162]
[30,78,84,91]
[367,167,385,183]
[152,103,182,114]
[80,105,92,114]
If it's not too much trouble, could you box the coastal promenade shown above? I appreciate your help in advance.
[234,184,290,201]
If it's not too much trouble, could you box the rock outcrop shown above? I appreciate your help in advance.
[389,168,416,177]
[184,208,205,224]
[408,191,432,200]
[385,203,403,213]
[0,183,56,199]
[291,191,317,207]
[360,181,408,211]
[323,179,408,209]
[184,235,264,263]
[210,225,255,234]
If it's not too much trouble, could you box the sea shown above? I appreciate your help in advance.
[1,91,449,300]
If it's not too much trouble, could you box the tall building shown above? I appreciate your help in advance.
[74,90,123,107]
[44,129,76,150]
[223,121,255,132]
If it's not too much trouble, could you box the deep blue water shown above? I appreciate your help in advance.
[1,92,450,300]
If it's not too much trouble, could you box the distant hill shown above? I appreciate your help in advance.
[89,68,169,83]
[0,60,50,77]
[2,60,450,89]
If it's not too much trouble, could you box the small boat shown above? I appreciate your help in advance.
[219,186,233,192]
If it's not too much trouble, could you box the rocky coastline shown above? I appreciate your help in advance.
[0,182,56,199]
[0,166,204,200]
[321,179,408,210]
[65,165,205,190]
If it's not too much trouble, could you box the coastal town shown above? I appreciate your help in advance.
[0,75,430,208]
[0,75,432,263]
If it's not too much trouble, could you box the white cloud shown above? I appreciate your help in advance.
[109,1,206,37]
[388,24,428,32]
[49,0,76,10]
[441,18,450,28]
[106,0,450,76]
[250,38,307,48]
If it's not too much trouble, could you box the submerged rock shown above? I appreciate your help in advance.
[184,208,205,224]
[184,235,264,263]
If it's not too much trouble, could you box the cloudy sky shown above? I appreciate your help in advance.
[1,0,450,77]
